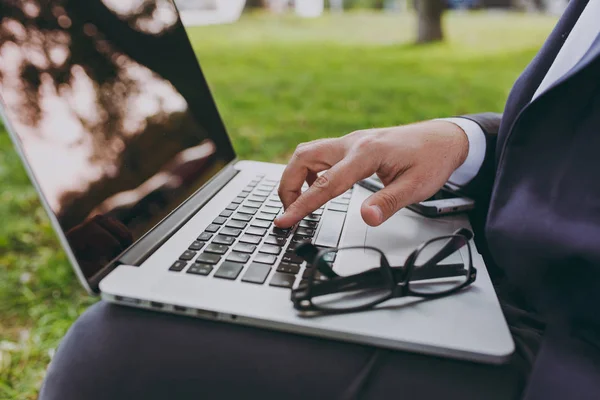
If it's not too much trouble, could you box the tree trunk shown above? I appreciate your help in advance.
[245,0,266,8]
[416,0,445,44]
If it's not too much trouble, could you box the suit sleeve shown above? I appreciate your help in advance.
[448,113,502,274]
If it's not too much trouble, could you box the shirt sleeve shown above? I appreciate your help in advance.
[438,117,487,187]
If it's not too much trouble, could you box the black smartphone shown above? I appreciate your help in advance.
[357,176,475,217]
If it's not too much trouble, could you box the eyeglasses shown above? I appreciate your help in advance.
[290,228,477,314]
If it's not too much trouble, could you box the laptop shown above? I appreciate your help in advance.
[0,0,514,364]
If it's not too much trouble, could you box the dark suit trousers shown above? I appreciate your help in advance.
[39,300,529,400]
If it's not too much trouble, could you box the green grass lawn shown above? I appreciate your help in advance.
[0,10,556,399]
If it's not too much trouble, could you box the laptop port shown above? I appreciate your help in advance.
[174,305,187,312]
[150,301,164,309]
[196,309,218,319]
[115,296,139,304]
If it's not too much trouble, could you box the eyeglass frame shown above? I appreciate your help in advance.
[290,228,477,313]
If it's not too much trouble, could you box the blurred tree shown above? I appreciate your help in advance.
[415,0,445,43]
[245,0,268,7]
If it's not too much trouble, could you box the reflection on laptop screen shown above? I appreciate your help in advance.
[0,0,235,282]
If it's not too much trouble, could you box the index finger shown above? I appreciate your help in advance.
[278,139,343,210]
[275,153,376,228]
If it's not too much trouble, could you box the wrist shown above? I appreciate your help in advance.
[428,120,469,169]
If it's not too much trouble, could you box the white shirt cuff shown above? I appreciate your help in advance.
[437,117,487,186]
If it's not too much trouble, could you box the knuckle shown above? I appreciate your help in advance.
[353,136,378,152]
[293,143,311,160]
[313,174,330,189]
[312,174,336,197]
[377,191,399,214]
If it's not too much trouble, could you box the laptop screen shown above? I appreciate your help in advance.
[0,0,236,283]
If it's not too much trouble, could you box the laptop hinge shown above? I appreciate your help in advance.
[88,163,239,294]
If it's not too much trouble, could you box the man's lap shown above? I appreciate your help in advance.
[39,301,525,400]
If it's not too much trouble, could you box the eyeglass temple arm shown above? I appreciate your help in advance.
[417,228,473,269]
[295,242,339,278]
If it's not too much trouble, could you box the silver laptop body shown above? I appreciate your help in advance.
[0,0,514,364]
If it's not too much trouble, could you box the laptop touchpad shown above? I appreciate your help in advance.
[364,208,463,267]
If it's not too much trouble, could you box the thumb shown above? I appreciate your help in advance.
[360,173,422,226]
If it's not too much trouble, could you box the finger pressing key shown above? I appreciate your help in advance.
[277,139,343,211]
[275,153,375,228]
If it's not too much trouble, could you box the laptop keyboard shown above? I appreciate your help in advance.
[168,175,351,288]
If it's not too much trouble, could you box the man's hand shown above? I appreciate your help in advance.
[274,120,469,228]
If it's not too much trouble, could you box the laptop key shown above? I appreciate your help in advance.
[328,203,348,212]
[302,269,328,280]
[196,253,221,264]
[251,219,271,228]
[282,252,303,265]
[272,227,290,237]
[232,196,245,204]
[292,235,312,243]
[299,220,318,229]
[269,273,296,288]
[220,227,242,237]
[262,206,280,215]
[205,244,229,255]
[249,195,268,202]
[232,213,252,222]
[238,206,258,215]
[265,235,287,247]
[331,198,350,205]
[242,263,271,284]
[233,243,257,254]
[169,260,187,272]
[239,234,262,245]
[226,203,239,211]
[213,216,227,225]
[179,250,197,261]
[188,241,205,251]
[226,252,251,264]
[245,200,263,209]
[255,189,271,196]
[311,208,324,216]
[247,226,267,236]
[214,262,244,280]
[239,190,251,198]
[295,227,315,237]
[204,224,220,233]
[259,184,275,191]
[286,241,301,252]
[253,253,277,265]
[257,212,276,221]
[226,220,247,229]
[197,232,213,241]
[303,214,320,222]
[260,244,281,255]
[268,200,283,207]
[187,263,213,276]
[219,210,233,218]
[213,235,235,245]
[277,263,301,275]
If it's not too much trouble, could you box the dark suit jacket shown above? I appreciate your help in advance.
[460,0,600,397]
